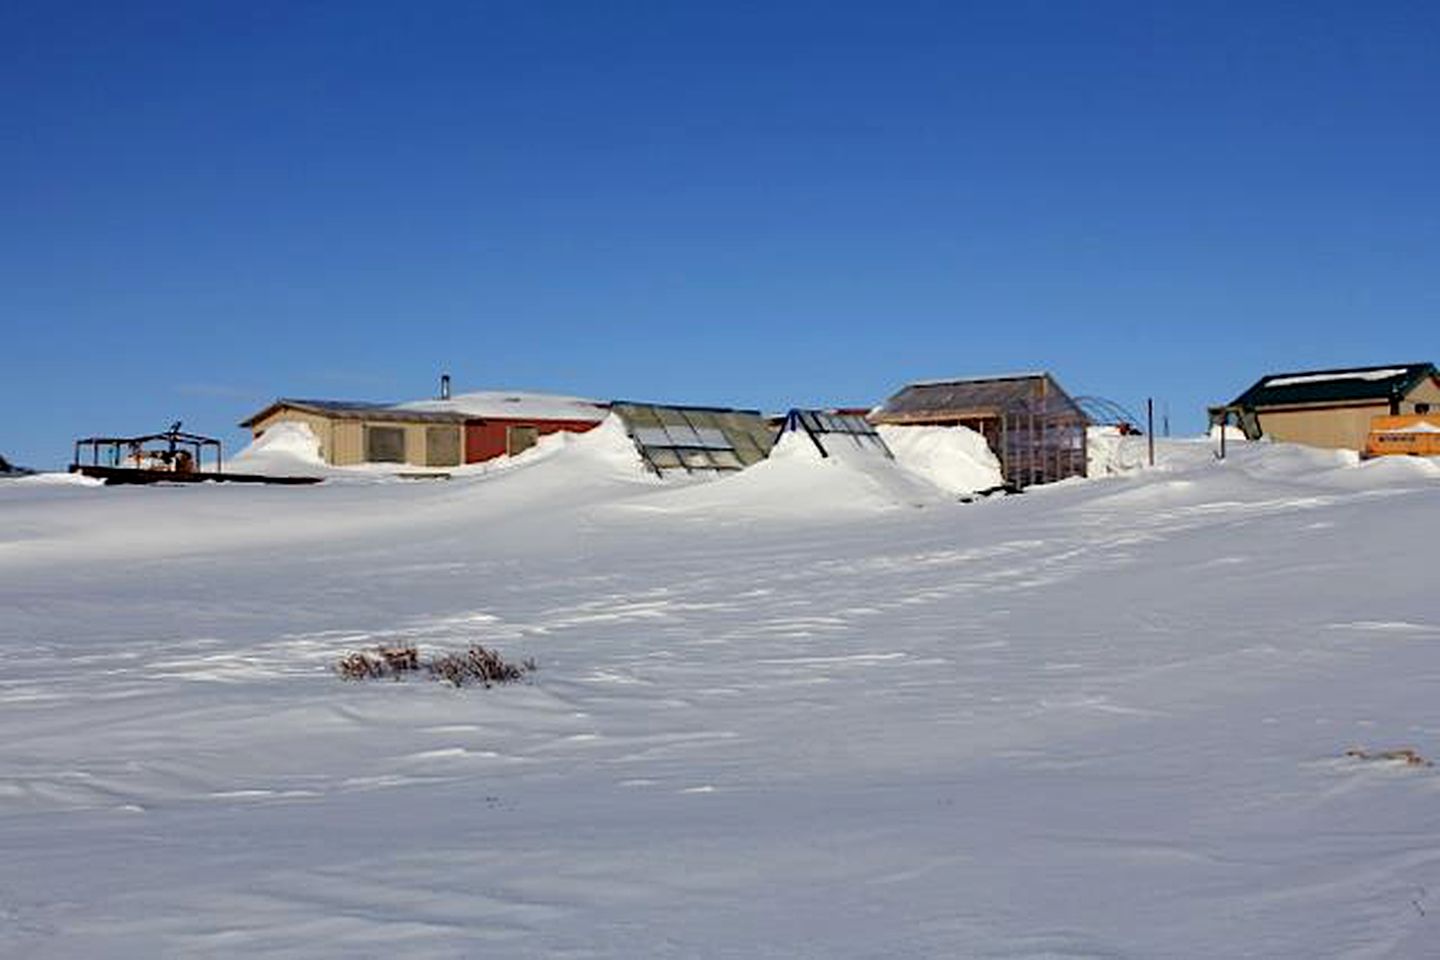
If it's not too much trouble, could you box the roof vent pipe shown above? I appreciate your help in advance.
[440,374,451,400]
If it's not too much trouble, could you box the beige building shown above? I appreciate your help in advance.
[240,400,468,468]
[1210,363,1440,451]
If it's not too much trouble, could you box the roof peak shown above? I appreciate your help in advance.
[1260,362,1432,381]
[905,371,1053,387]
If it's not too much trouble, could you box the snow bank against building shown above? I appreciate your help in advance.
[638,428,948,518]
[227,421,329,476]
[451,413,654,485]
[878,424,1003,494]
[1087,425,1151,477]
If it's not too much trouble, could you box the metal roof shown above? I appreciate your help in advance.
[240,399,468,427]
[871,372,1088,424]
[1228,363,1437,409]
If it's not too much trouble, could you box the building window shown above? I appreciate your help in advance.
[365,425,406,462]
[1417,403,1431,415]
[425,426,460,466]
[507,425,540,457]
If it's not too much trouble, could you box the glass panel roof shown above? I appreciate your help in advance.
[781,408,894,460]
[611,402,776,477]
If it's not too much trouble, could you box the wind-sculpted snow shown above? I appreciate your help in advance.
[1,440,1438,958]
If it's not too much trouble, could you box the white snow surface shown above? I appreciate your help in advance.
[878,423,1004,494]
[638,428,947,517]
[1381,420,1440,434]
[4,436,1440,958]
[227,420,330,476]
[1087,425,1152,477]
[398,389,608,422]
[1264,367,1411,387]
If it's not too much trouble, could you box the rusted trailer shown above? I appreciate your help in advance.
[69,423,321,486]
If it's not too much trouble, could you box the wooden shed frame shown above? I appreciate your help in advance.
[871,373,1090,488]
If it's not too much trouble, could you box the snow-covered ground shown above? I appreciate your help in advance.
[3,431,1439,958]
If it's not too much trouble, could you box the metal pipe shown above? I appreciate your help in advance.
[1147,398,1155,467]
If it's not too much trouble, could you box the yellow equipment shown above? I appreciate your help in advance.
[1364,415,1440,458]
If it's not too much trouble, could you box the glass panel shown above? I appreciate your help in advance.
[633,427,672,446]
[680,449,715,468]
[647,448,682,468]
[665,422,703,447]
[693,427,728,449]
[709,449,743,469]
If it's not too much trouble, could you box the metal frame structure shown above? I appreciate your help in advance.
[611,402,774,477]
[780,409,893,460]
[1073,396,1143,434]
[73,422,223,475]
[872,373,1089,488]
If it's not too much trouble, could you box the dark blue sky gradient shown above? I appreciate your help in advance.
[3,1,1437,466]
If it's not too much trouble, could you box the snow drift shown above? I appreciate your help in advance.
[228,421,329,476]
[877,424,1003,494]
[638,428,948,518]
[2,436,1440,958]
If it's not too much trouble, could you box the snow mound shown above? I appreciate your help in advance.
[5,471,103,487]
[455,413,654,483]
[398,390,608,422]
[879,424,1003,494]
[1383,420,1440,434]
[640,429,947,518]
[1087,426,1150,477]
[228,422,329,476]
[1208,424,1251,442]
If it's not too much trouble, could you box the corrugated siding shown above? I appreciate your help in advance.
[332,422,364,465]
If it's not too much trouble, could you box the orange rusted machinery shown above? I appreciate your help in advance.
[1364,415,1440,458]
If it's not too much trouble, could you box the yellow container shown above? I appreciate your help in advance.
[1365,415,1440,458]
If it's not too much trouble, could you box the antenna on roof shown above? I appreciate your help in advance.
[440,374,451,401]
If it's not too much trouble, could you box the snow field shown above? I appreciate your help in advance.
[2,436,1440,957]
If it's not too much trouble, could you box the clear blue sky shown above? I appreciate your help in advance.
[3,0,1437,468]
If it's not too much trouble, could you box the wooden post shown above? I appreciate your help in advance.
[1147,398,1155,467]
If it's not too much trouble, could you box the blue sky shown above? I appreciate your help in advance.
[3,0,1437,467]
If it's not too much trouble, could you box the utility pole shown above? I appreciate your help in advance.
[1147,398,1155,467]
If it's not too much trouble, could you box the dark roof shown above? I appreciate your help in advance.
[240,398,467,428]
[1228,363,1437,409]
[871,372,1088,424]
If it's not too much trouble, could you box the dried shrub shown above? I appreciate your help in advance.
[427,645,536,688]
[335,643,533,688]
[335,645,420,681]
[1344,747,1432,767]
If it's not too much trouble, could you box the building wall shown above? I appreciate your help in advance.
[1255,380,1440,451]
[1257,403,1388,450]
[249,409,348,463]
[1405,378,1440,412]
[464,418,600,463]
[331,421,364,465]
[250,409,460,467]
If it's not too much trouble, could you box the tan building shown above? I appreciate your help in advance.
[1210,362,1440,451]
[240,391,611,469]
[240,399,469,467]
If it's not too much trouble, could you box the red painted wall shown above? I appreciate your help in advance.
[464,418,601,463]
